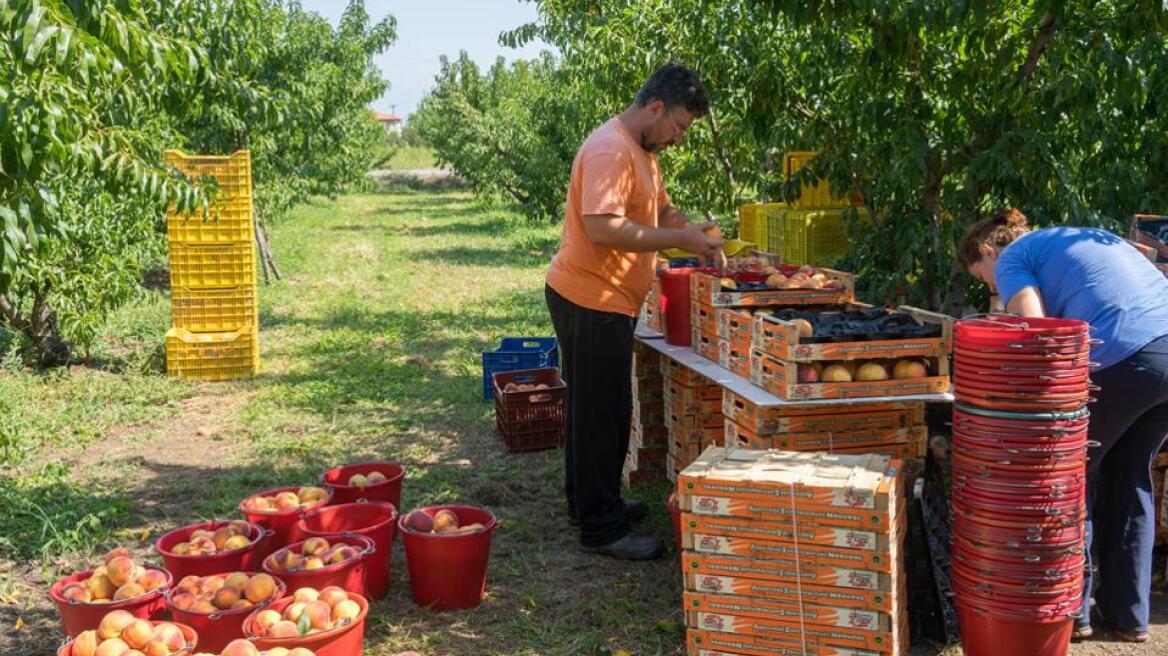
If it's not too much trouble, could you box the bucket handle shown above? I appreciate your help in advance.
[339,530,377,557]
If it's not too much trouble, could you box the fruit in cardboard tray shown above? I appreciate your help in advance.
[765,273,787,288]
[247,586,360,639]
[840,360,859,376]
[810,362,824,376]
[796,364,819,384]
[856,362,890,381]
[893,359,929,379]
[719,277,737,290]
[821,364,853,382]
[790,318,813,338]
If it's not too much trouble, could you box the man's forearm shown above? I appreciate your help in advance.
[587,215,684,253]
[658,204,693,230]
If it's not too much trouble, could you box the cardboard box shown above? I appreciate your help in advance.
[751,304,952,363]
[716,308,754,353]
[751,350,949,400]
[693,329,721,363]
[677,492,899,531]
[665,376,723,411]
[631,374,664,401]
[693,302,718,335]
[718,340,752,379]
[681,513,897,553]
[726,420,926,454]
[686,611,899,652]
[630,423,668,448]
[684,573,900,612]
[687,628,891,656]
[627,444,667,471]
[684,592,894,631]
[682,552,896,592]
[721,391,925,435]
[662,357,714,387]
[682,529,899,572]
[691,271,854,308]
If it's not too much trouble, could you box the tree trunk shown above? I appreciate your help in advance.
[0,291,71,366]
[706,108,738,206]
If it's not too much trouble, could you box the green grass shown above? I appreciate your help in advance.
[382,145,437,170]
[0,188,686,656]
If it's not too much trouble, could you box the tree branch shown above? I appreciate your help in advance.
[705,108,738,204]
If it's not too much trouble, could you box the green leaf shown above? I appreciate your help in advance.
[24,24,57,65]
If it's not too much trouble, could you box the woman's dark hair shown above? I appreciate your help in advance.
[956,207,1031,268]
[635,63,709,117]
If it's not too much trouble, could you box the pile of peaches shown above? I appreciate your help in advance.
[263,537,362,575]
[194,640,315,656]
[59,549,168,605]
[169,572,280,613]
[245,586,361,639]
[796,358,930,383]
[242,487,328,514]
[402,509,485,535]
[68,611,188,656]
[168,522,254,556]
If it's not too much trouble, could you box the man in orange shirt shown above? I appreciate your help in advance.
[545,63,723,560]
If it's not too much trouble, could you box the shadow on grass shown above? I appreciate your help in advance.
[413,245,556,269]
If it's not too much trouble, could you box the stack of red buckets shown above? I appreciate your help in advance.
[950,316,1092,656]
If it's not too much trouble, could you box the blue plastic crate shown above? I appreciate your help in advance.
[482,337,559,400]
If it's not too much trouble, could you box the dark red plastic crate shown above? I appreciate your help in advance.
[492,368,566,452]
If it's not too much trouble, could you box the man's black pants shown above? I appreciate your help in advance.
[545,284,634,547]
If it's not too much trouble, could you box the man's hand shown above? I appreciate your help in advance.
[678,220,724,260]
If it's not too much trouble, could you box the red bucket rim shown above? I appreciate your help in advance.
[956,316,1090,336]
[397,504,498,537]
[238,485,334,518]
[242,591,369,642]
[298,500,399,535]
[154,520,268,560]
[319,461,406,491]
[954,347,1091,364]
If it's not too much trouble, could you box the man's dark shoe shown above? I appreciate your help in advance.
[580,534,664,560]
[567,499,647,526]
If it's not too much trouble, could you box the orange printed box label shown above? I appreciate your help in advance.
[682,532,895,572]
[678,494,895,530]
[684,592,893,632]
[685,574,900,613]
[687,629,886,656]
[682,552,893,592]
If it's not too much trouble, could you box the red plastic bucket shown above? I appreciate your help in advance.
[165,572,286,653]
[239,486,334,551]
[261,534,373,597]
[956,601,1073,656]
[50,566,173,637]
[155,520,270,581]
[320,461,406,509]
[956,316,1089,339]
[398,505,497,610]
[298,502,397,600]
[57,620,198,656]
[242,593,368,656]
[659,268,717,346]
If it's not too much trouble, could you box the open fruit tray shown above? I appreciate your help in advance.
[726,419,927,455]
[753,303,952,362]
[750,350,949,400]
[691,269,854,308]
[717,340,751,378]
[721,391,924,435]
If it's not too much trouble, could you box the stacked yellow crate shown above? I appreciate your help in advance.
[164,150,260,381]
[680,447,908,656]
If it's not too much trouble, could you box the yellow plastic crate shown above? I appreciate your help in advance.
[164,149,253,200]
[764,206,869,266]
[171,285,257,333]
[783,151,862,209]
[169,242,257,289]
[167,196,255,244]
[166,325,259,381]
[737,202,786,253]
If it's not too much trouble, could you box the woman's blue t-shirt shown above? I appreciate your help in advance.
[994,227,1168,370]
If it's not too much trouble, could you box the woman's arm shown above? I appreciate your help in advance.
[1005,286,1046,317]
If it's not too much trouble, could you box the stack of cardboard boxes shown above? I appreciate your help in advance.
[662,358,725,482]
[679,448,908,656]
[624,341,668,487]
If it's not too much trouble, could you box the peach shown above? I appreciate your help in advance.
[176,575,201,594]
[213,586,241,609]
[191,599,217,614]
[292,587,320,604]
[73,630,99,656]
[98,610,138,639]
[228,520,251,534]
[458,522,486,534]
[252,609,282,636]
[302,557,325,570]
[121,620,154,649]
[94,638,130,656]
[433,509,459,532]
[245,496,273,513]
[104,547,131,564]
[170,542,191,555]
[141,642,169,656]
[268,620,301,638]
[790,318,813,339]
[220,639,260,656]
[87,573,117,600]
[190,536,217,553]
[243,573,277,603]
[266,650,290,656]
[301,537,330,556]
[61,582,92,603]
[231,599,254,610]
[189,529,214,541]
[212,527,236,550]
[137,570,167,593]
[269,548,297,571]
[796,364,819,383]
[150,623,185,651]
[283,601,306,622]
[303,600,332,630]
[327,545,358,564]
[200,575,225,594]
[366,470,388,484]
[893,359,928,379]
[348,474,369,489]
[404,510,433,533]
[223,534,250,550]
[331,598,360,623]
[223,572,250,591]
[821,364,853,382]
[297,486,327,503]
[170,592,197,611]
[856,362,889,381]
[124,651,145,656]
[274,492,301,511]
[318,586,348,608]
[286,650,314,656]
[106,556,136,587]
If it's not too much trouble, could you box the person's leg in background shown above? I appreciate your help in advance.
[546,286,578,520]
[1077,340,1168,639]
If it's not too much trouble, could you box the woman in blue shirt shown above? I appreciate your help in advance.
[958,208,1168,643]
